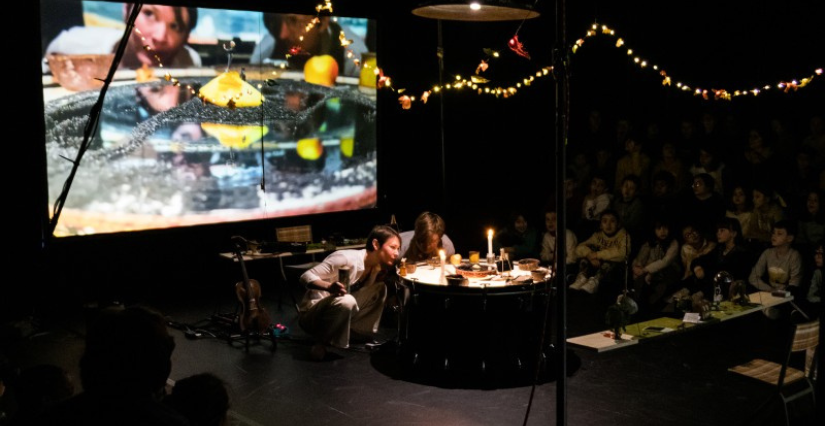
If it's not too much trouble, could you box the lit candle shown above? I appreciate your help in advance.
[439,249,446,283]
[487,229,494,255]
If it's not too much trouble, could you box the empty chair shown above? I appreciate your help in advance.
[728,318,819,426]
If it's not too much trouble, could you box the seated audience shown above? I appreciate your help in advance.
[748,220,802,294]
[579,173,612,237]
[540,208,578,272]
[688,145,728,196]
[679,173,725,237]
[632,218,681,314]
[651,141,689,193]
[743,184,784,249]
[399,212,455,264]
[571,210,630,295]
[795,189,825,249]
[32,305,187,426]
[611,174,645,249]
[298,225,400,361]
[7,364,74,426]
[164,373,230,426]
[690,217,753,298]
[725,183,752,239]
[614,135,651,194]
[680,224,716,280]
[494,211,541,260]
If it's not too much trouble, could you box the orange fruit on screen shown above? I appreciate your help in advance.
[304,55,339,87]
[297,138,323,160]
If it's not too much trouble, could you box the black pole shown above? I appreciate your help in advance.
[437,20,448,213]
[554,0,569,424]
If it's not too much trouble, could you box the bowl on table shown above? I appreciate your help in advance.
[517,258,539,271]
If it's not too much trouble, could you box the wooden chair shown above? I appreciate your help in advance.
[728,319,819,426]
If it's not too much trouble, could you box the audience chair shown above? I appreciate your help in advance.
[728,318,819,426]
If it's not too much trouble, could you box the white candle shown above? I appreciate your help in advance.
[487,229,494,255]
[439,249,446,283]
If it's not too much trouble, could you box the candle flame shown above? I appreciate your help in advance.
[488,229,493,238]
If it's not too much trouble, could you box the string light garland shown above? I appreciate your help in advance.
[381,20,822,108]
[573,22,823,100]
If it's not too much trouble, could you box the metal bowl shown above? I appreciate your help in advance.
[445,274,469,286]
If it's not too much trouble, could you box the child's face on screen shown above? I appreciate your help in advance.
[600,214,618,236]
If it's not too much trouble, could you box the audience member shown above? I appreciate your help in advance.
[688,145,728,196]
[611,174,645,249]
[614,135,651,194]
[631,218,681,314]
[802,114,825,168]
[399,212,455,264]
[679,224,716,280]
[743,184,784,249]
[748,220,802,295]
[690,217,753,298]
[571,210,630,295]
[164,373,230,426]
[7,364,74,426]
[645,171,679,223]
[540,208,578,271]
[795,189,825,249]
[580,174,612,237]
[32,305,187,426]
[298,225,400,361]
[651,141,689,194]
[680,173,726,237]
[725,184,753,239]
[43,4,200,71]
[495,211,541,261]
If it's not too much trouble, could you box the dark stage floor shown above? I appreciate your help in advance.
[1,275,819,426]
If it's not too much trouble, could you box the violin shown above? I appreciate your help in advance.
[231,237,271,334]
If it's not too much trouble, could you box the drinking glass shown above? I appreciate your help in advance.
[469,251,480,265]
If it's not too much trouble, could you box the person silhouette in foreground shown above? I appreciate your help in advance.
[164,373,230,426]
[33,305,187,426]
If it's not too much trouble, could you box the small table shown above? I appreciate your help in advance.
[567,291,794,352]
[398,263,553,375]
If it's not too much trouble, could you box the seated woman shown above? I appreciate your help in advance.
[690,217,753,298]
[494,211,541,261]
[398,212,455,264]
[298,225,401,361]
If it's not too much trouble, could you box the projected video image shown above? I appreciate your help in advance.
[41,1,377,237]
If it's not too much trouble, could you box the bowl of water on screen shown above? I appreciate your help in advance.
[47,53,115,92]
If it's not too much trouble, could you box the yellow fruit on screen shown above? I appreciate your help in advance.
[297,138,323,160]
[304,55,339,87]
[201,123,268,149]
[198,71,262,108]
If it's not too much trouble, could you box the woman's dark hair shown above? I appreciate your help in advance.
[403,212,445,262]
[365,225,400,252]
[717,217,745,246]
